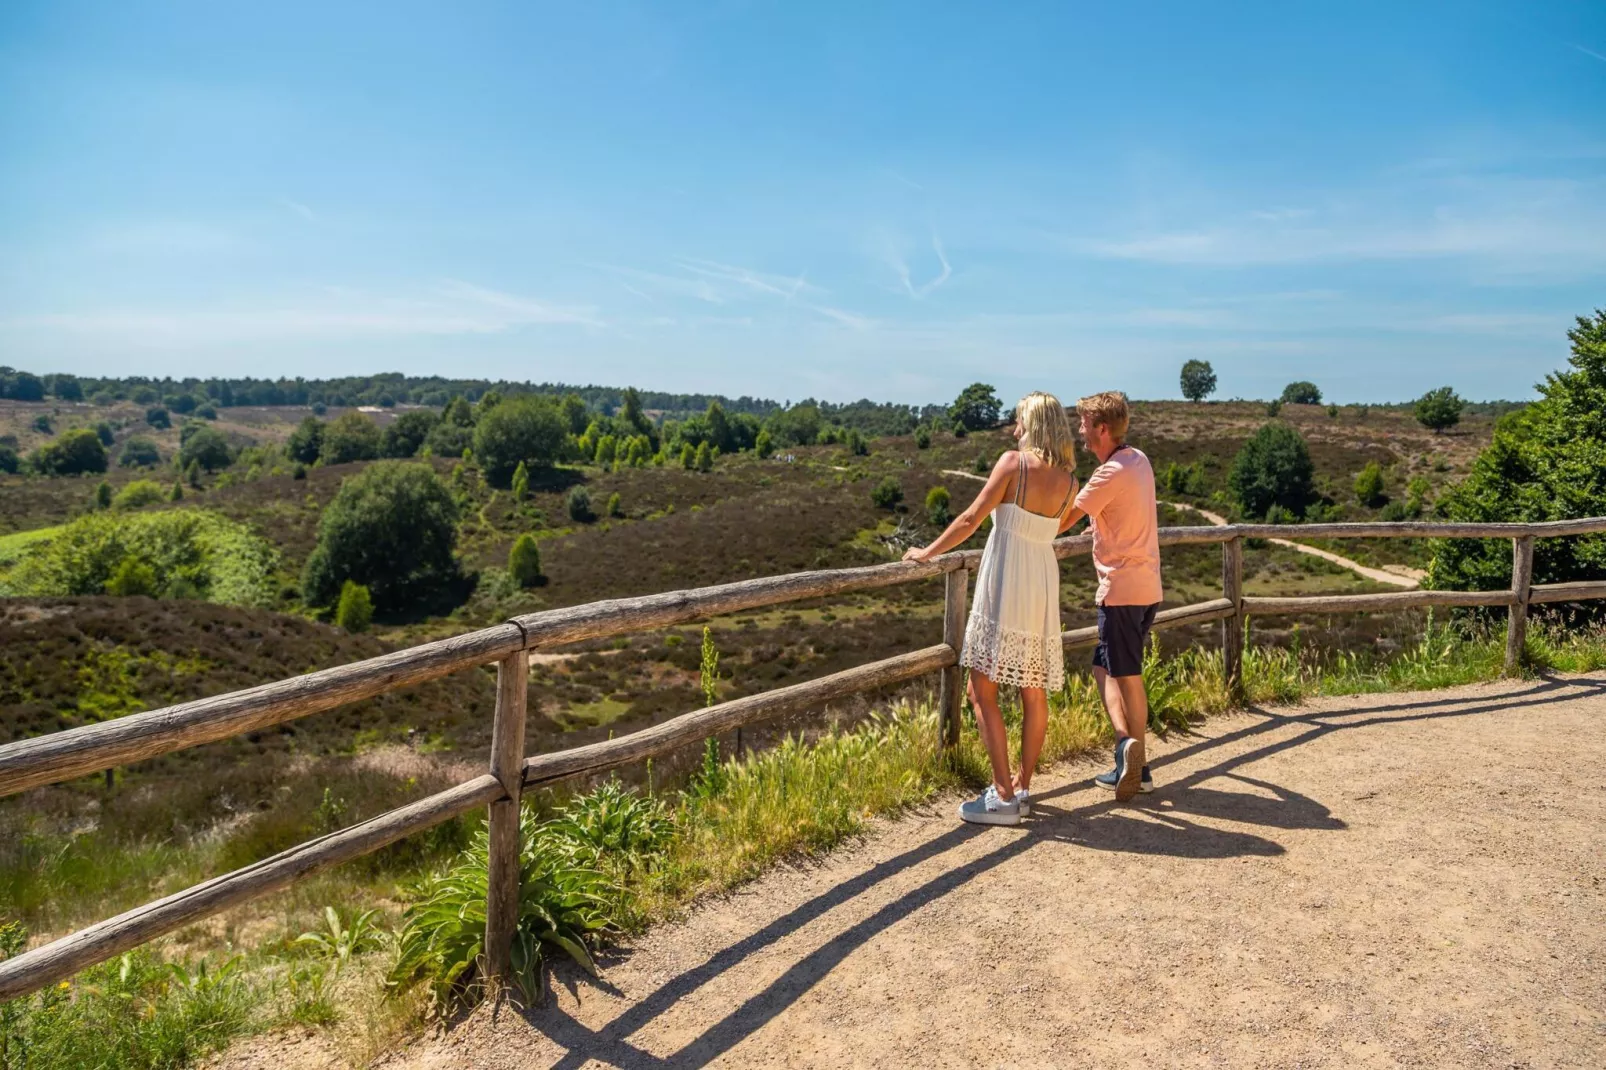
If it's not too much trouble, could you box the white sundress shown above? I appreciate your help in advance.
[960,455,1073,691]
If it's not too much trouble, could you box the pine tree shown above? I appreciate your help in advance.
[511,460,530,502]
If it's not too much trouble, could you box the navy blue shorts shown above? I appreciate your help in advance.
[1092,603,1159,677]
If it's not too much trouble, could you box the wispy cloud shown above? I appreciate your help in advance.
[888,231,952,299]
[276,197,317,222]
[601,257,865,329]
[1576,44,1606,64]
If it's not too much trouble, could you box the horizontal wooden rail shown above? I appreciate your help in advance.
[1242,590,1517,615]
[1528,580,1606,605]
[522,644,956,788]
[0,774,504,1002]
[1063,598,1237,650]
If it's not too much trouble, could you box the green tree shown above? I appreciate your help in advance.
[118,436,161,468]
[382,410,439,457]
[871,477,904,510]
[286,416,326,464]
[93,421,114,446]
[1265,399,1283,418]
[186,459,203,487]
[106,557,158,597]
[511,460,530,502]
[1414,386,1464,434]
[566,486,593,522]
[607,491,623,518]
[301,461,463,613]
[1280,381,1322,405]
[948,383,1002,431]
[914,426,932,449]
[706,401,734,453]
[169,480,184,501]
[0,443,19,474]
[622,387,654,438]
[1229,422,1316,518]
[925,485,951,526]
[594,434,618,466]
[113,479,166,510]
[508,533,543,587]
[319,411,383,465]
[335,581,374,632]
[767,402,822,446]
[1353,462,1386,508]
[694,441,712,472]
[754,428,774,458]
[179,425,232,472]
[30,428,109,475]
[1430,311,1606,594]
[50,373,83,401]
[473,395,569,485]
[7,371,45,401]
[680,443,695,469]
[560,393,588,435]
[93,480,112,510]
[441,395,475,427]
[1180,360,1217,402]
[145,406,171,430]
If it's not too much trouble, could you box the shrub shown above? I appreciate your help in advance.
[0,443,17,474]
[93,421,114,446]
[546,778,673,864]
[301,462,462,614]
[593,433,617,466]
[185,459,203,487]
[105,556,158,596]
[474,395,570,485]
[32,413,52,434]
[754,428,774,458]
[871,477,904,510]
[1327,403,1340,418]
[1353,462,1386,507]
[291,462,306,480]
[286,416,325,464]
[914,427,932,449]
[694,441,713,472]
[388,824,614,1013]
[195,402,218,420]
[93,480,112,510]
[566,486,593,523]
[4,509,278,605]
[319,411,382,465]
[607,492,623,518]
[1414,386,1463,433]
[50,373,83,401]
[335,580,374,632]
[113,479,166,510]
[145,405,171,429]
[29,428,108,476]
[508,533,543,587]
[169,480,183,501]
[511,460,530,502]
[178,425,231,472]
[118,436,161,468]
[679,443,694,469]
[1180,359,1217,402]
[4,370,46,401]
[925,485,951,526]
[1265,399,1282,418]
[1229,422,1315,519]
[1280,381,1322,405]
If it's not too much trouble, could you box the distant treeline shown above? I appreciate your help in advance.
[0,368,948,437]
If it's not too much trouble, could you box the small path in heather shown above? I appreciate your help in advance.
[939,468,1424,589]
[378,673,1606,1069]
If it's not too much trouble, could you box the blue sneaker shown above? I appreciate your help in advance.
[1095,741,1153,797]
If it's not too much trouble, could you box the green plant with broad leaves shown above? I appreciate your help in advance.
[544,778,674,864]
[296,905,384,979]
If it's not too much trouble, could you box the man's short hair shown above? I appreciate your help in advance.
[1077,391,1130,442]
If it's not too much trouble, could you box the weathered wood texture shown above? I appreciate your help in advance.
[1527,581,1606,604]
[1062,599,1236,652]
[1506,537,1535,675]
[1243,590,1517,615]
[938,570,969,748]
[522,645,954,788]
[0,774,504,1002]
[1221,538,1245,701]
[482,652,529,988]
[1238,518,1606,540]
[0,624,526,800]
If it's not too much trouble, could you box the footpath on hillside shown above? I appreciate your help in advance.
[368,674,1605,1069]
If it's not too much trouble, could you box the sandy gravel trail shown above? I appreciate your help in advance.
[380,674,1606,1070]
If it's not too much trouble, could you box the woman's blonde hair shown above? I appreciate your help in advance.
[1014,392,1077,469]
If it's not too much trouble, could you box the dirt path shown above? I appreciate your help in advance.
[940,469,1424,589]
[381,674,1606,1069]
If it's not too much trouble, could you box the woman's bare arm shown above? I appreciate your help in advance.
[902,452,1017,563]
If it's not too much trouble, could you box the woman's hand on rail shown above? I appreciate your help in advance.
[902,545,934,563]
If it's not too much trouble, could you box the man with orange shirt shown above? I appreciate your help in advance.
[1060,391,1163,801]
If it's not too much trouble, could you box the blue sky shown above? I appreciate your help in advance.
[2,1,1603,405]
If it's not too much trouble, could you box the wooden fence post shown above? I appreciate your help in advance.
[1221,537,1244,703]
[1506,536,1534,675]
[939,568,968,748]
[483,650,529,994]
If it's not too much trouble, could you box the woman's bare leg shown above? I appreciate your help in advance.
[1017,686,1049,791]
[966,671,1015,800]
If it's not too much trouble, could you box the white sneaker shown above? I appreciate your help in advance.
[958,786,1021,826]
[1015,787,1031,816]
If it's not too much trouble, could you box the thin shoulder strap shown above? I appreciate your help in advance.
[1056,470,1077,515]
[1014,452,1027,505]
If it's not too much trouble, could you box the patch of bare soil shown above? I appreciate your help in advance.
[377,674,1606,1069]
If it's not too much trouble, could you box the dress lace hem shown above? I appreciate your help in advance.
[960,614,1064,691]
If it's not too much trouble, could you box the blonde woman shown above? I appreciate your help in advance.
[903,392,1079,825]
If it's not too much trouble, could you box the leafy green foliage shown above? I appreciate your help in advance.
[319,411,382,465]
[473,395,570,485]
[92,421,113,446]
[693,441,712,472]
[286,415,325,464]
[508,533,543,587]
[30,428,108,476]
[606,491,623,518]
[1229,422,1315,518]
[388,824,614,1013]
[510,460,530,501]
[1353,462,1386,507]
[118,436,161,468]
[0,443,17,474]
[948,382,1002,431]
[871,476,904,510]
[93,480,112,510]
[545,779,673,863]
[1280,381,1322,405]
[295,905,383,979]
[1160,460,1208,497]
[1431,311,1606,593]
[914,426,932,449]
[335,580,374,632]
[753,428,773,458]
[925,485,951,526]
[566,485,593,522]
[178,425,231,472]
[1414,385,1464,433]
[301,461,462,613]
[112,479,166,510]
[1265,399,1282,418]
[1180,359,1217,402]
[144,405,171,430]
[2,370,45,400]
[3,509,278,605]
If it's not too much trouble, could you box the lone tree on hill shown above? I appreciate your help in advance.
[948,383,1002,431]
[508,534,543,587]
[1431,310,1606,594]
[1414,386,1464,434]
[1353,462,1386,508]
[319,411,382,465]
[1180,360,1217,403]
[1229,422,1316,519]
[473,395,569,486]
[31,428,108,476]
[301,461,463,615]
[286,416,325,464]
[1280,381,1322,406]
[179,425,232,472]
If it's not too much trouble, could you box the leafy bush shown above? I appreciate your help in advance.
[0,443,17,474]
[474,395,570,486]
[93,480,112,510]
[295,906,383,980]
[545,779,673,863]
[925,485,951,526]
[113,479,167,510]
[286,415,325,464]
[508,533,543,587]
[566,486,593,522]
[1280,381,1322,405]
[178,425,231,472]
[607,492,623,518]
[1265,399,1282,418]
[511,460,530,501]
[1353,462,1386,507]
[914,427,932,449]
[1229,422,1314,518]
[105,556,158,596]
[32,414,52,435]
[1414,385,1463,433]
[382,410,439,458]
[3,509,279,605]
[1161,460,1208,497]
[335,580,374,632]
[301,461,463,613]
[118,436,161,468]
[30,428,108,476]
[144,405,171,430]
[319,411,382,465]
[1180,359,1217,402]
[871,477,904,510]
[753,428,774,458]
[1431,311,1606,594]
[92,421,114,446]
[694,442,712,472]
[388,824,614,1012]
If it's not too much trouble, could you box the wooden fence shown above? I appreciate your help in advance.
[2,517,1605,1001]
